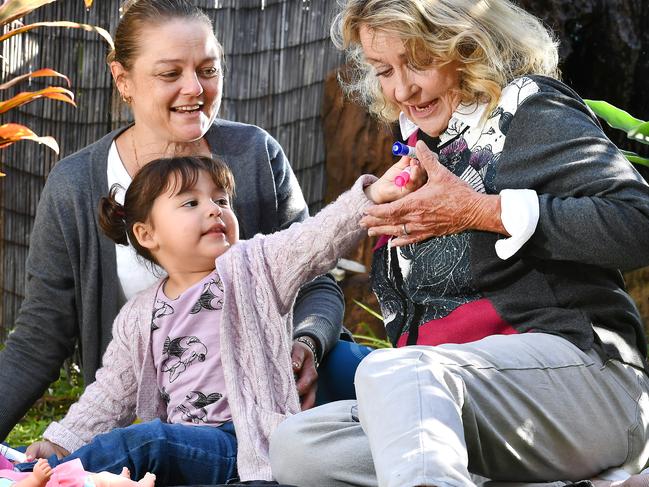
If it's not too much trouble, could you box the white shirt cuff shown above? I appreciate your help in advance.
[494,189,539,260]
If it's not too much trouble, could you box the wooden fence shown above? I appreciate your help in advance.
[0,0,345,339]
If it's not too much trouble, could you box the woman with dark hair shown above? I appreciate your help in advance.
[0,0,359,473]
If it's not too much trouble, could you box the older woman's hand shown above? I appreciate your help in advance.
[25,440,69,461]
[360,141,507,246]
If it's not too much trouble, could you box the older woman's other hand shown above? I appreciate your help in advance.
[291,339,318,410]
[25,440,70,461]
[361,141,507,246]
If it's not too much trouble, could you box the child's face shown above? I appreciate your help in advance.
[144,170,239,274]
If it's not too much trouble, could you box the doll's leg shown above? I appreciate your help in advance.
[54,419,236,485]
[136,473,155,487]
[86,470,156,487]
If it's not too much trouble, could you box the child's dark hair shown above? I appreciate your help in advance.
[99,156,235,265]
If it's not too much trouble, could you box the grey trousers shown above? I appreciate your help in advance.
[269,334,649,487]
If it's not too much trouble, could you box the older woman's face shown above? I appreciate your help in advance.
[359,26,461,137]
[115,19,222,143]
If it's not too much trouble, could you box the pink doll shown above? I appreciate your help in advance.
[0,459,155,487]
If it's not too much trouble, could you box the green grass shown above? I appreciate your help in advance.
[6,364,83,446]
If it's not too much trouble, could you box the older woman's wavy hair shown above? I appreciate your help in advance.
[331,0,560,122]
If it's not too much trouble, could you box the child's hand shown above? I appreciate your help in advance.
[363,152,428,204]
[25,440,69,461]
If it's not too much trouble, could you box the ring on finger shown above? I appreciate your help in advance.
[402,223,409,236]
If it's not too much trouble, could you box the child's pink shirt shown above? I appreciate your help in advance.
[151,271,231,426]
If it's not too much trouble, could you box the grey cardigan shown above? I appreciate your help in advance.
[0,119,344,439]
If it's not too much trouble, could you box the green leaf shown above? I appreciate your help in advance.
[351,334,392,349]
[628,121,649,145]
[353,299,383,321]
[620,150,649,168]
[585,99,645,132]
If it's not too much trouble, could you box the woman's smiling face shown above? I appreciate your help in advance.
[359,25,461,137]
[113,18,223,143]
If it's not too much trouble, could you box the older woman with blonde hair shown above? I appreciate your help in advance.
[269,0,649,486]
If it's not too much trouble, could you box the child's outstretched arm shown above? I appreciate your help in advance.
[12,459,52,487]
[364,152,426,205]
[246,154,425,315]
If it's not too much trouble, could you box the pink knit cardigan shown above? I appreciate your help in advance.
[43,175,376,481]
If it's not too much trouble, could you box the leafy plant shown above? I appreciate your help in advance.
[6,363,83,445]
[585,100,649,168]
[0,0,113,176]
[352,299,392,349]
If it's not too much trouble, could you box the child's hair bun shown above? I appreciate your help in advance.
[98,185,129,246]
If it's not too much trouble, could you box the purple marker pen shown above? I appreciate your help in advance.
[391,141,418,159]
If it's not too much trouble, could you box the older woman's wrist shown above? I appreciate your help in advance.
[294,335,320,368]
[467,193,509,235]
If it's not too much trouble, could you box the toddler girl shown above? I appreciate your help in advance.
[26,155,421,484]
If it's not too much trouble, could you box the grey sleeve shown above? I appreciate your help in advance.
[268,137,345,358]
[269,136,309,229]
[0,172,79,440]
[496,89,649,271]
[292,275,345,361]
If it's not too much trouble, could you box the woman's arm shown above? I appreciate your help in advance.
[495,87,649,269]
[358,82,649,271]
[0,170,81,441]
[268,136,345,355]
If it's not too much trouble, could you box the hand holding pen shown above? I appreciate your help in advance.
[391,141,419,187]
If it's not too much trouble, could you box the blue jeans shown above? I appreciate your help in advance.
[49,419,237,485]
[316,339,374,404]
[30,340,372,483]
